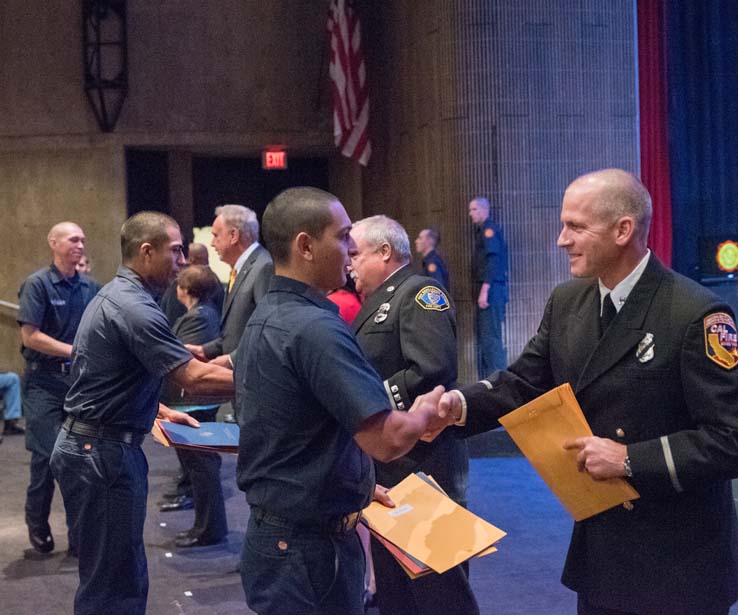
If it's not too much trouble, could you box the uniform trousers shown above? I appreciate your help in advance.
[476,282,507,378]
[51,429,148,615]
[241,514,366,615]
[173,408,227,541]
[23,369,74,547]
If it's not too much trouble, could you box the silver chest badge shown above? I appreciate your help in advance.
[374,302,391,323]
[636,332,655,363]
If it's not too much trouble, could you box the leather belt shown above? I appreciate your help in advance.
[63,416,145,447]
[28,360,71,374]
[251,507,362,535]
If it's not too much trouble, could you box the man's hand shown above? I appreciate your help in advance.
[477,283,490,309]
[563,436,627,480]
[157,403,200,428]
[185,344,207,362]
[372,484,395,508]
[417,389,459,442]
[210,354,233,369]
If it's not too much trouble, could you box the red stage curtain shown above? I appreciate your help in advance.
[638,0,673,266]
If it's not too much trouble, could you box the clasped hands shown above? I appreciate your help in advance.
[408,388,463,442]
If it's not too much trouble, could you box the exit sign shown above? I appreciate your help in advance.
[262,150,288,170]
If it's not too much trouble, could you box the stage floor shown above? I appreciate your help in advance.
[0,430,735,614]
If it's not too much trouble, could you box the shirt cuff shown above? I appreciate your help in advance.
[451,389,467,426]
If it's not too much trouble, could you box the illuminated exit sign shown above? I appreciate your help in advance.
[262,150,288,170]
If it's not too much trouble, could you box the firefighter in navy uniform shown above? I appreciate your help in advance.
[351,215,477,615]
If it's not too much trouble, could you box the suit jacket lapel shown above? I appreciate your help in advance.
[575,257,665,392]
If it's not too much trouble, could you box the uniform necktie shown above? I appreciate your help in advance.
[228,268,237,293]
[600,293,617,336]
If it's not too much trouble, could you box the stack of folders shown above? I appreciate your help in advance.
[362,472,506,579]
[152,419,239,454]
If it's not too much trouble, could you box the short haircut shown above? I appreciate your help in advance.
[471,196,490,211]
[580,169,653,239]
[214,204,259,244]
[121,211,179,261]
[423,227,440,248]
[187,242,209,266]
[262,187,338,265]
[353,215,411,264]
[176,265,220,302]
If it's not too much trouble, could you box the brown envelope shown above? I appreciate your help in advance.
[363,473,506,574]
[498,383,640,521]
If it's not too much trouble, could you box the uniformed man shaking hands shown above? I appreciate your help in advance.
[233,187,445,615]
[433,169,738,615]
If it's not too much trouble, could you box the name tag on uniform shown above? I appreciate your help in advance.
[51,299,66,306]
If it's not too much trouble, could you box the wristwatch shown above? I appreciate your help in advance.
[623,455,633,478]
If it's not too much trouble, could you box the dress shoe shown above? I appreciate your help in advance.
[159,495,193,512]
[4,420,25,435]
[175,534,224,548]
[29,529,54,554]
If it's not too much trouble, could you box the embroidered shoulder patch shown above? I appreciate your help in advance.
[427,263,437,273]
[484,228,494,239]
[415,286,450,311]
[704,312,738,370]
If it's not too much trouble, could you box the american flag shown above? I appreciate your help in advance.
[327,0,371,166]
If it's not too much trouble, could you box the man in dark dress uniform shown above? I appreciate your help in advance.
[468,196,508,377]
[351,215,477,615]
[415,227,450,291]
[433,170,738,615]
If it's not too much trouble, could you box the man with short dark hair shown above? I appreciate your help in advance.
[468,196,508,376]
[415,227,450,291]
[234,187,445,615]
[50,211,234,615]
[17,221,98,555]
[435,170,738,615]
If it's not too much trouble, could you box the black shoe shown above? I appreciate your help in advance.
[175,534,224,548]
[159,495,193,512]
[4,420,25,435]
[29,529,54,554]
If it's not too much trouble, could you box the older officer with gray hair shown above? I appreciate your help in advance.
[350,214,477,615]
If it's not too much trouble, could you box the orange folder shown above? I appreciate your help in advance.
[498,383,639,521]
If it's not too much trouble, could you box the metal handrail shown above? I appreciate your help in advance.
[0,299,19,311]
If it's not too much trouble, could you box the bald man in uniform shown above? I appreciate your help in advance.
[17,222,99,555]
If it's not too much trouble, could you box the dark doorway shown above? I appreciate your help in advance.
[192,156,330,227]
[125,149,169,216]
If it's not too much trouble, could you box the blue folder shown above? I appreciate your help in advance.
[156,420,239,453]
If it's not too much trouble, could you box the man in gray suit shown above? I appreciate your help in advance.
[186,205,273,361]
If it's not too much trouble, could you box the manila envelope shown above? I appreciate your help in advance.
[363,473,506,574]
[498,383,639,521]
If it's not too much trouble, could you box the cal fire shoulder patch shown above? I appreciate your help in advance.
[415,286,450,311]
[427,262,438,273]
[704,312,738,369]
[484,228,495,239]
